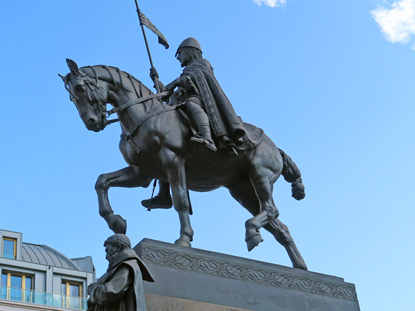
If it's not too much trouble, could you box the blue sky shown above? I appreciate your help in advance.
[1,0,414,310]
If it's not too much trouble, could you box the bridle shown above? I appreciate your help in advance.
[61,63,177,157]
[61,71,171,126]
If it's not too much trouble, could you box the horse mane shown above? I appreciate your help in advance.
[80,65,154,98]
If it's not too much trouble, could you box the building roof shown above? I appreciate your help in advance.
[21,243,82,271]
[71,256,95,274]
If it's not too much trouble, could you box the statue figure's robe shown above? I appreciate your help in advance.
[179,59,246,142]
[88,249,154,311]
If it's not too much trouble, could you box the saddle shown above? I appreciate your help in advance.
[175,106,264,153]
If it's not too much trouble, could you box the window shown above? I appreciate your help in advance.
[2,238,17,259]
[1,272,33,302]
[62,281,82,309]
[1,273,7,300]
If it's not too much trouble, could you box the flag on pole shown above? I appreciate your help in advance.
[138,11,169,49]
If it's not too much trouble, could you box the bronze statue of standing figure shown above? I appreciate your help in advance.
[87,234,154,311]
[60,37,308,270]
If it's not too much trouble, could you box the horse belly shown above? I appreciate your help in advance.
[185,152,247,192]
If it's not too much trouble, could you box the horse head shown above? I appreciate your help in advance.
[60,59,109,132]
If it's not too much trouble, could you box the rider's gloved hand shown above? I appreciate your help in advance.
[149,68,167,92]
[155,81,167,93]
[149,68,159,81]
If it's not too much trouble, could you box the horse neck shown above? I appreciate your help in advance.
[85,65,162,133]
[117,94,163,135]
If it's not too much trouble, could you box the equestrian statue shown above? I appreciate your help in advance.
[60,38,308,270]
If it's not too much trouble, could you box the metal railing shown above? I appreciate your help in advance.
[0,285,87,310]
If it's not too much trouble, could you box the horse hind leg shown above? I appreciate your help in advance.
[245,171,279,251]
[247,175,308,269]
[226,185,259,250]
[227,173,276,251]
[264,220,307,270]
[227,180,307,270]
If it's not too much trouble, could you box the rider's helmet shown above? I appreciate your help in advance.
[175,37,202,57]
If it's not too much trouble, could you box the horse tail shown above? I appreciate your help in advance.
[278,148,306,200]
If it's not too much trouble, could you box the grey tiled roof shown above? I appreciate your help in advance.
[21,243,81,271]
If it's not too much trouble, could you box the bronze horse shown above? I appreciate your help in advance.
[60,59,308,269]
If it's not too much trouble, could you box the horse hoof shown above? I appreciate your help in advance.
[174,239,191,248]
[293,261,308,270]
[246,234,263,252]
[110,215,127,234]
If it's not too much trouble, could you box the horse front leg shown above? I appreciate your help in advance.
[160,148,193,247]
[95,165,146,234]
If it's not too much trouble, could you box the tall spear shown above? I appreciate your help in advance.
[133,1,170,209]
[134,0,169,93]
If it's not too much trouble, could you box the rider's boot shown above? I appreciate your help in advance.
[141,181,173,209]
[186,101,217,152]
[191,125,217,152]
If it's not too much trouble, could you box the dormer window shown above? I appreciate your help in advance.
[2,238,16,259]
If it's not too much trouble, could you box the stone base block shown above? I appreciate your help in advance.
[145,293,250,311]
[134,239,360,311]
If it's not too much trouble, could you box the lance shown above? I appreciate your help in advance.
[133,1,171,205]
[134,0,163,93]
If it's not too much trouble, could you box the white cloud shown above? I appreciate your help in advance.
[253,0,287,8]
[371,0,415,46]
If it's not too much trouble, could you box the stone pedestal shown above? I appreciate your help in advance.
[134,239,360,311]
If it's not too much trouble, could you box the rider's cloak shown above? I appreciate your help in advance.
[180,59,246,141]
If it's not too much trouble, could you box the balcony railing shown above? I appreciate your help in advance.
[0,285,87,310]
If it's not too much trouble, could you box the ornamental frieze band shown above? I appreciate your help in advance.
[137,245,358,302]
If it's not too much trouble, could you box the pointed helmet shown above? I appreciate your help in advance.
[175,37,202,56]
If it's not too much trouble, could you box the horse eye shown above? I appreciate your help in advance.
[75,85,86,93]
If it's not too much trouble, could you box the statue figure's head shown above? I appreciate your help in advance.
[104,234,131,263]
[175,37,203,67]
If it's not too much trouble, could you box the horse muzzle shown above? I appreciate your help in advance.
[85,116,106,132]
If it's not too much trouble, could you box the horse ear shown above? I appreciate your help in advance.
[58,73,67,83]
[66,58,80,75]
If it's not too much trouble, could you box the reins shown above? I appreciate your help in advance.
[64,65,172,126]
[106,91,171,117]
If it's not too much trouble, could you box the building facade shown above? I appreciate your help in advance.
[0,229,95,311]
